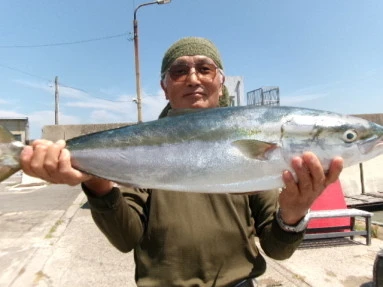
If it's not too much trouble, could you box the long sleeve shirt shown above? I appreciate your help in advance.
[84,185,304,287]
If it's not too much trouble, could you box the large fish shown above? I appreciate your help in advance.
[1,106,382,193]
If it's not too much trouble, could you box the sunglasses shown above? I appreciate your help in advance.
[165,62,221,82]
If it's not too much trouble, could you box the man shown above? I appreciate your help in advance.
[21,37,343,286]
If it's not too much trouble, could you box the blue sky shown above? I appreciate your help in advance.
[1,0,382,139]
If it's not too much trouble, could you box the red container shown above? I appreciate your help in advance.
[307,180,351,229]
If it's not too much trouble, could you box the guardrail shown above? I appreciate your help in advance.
[304,208,373,245]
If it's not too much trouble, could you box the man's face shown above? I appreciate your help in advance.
[161,55,224,109]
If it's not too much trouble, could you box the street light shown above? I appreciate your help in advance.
[133,0,171,123]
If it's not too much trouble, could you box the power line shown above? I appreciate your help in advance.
[0,62,51,82]
[59,83,132,103]
[0,62,132,103]
[0,32,130,48]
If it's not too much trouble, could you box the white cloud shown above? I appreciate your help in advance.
[0,109,27,118]
[64,90,167,122]
[14,79,89,100]
[13,79,53,94]
[99,87,121,96]
[59,85,89,99]
[89,110,127,123]
[26,110,82,139]
[65,98,134,114]
[141,93,167,121]
[4,81,168,138]
[29,110,80,126]
[65,100,122,111]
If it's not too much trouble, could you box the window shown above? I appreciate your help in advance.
[12,134,22,141]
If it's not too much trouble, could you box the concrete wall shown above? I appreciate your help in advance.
[42,122,134,141]
[340,155,383,196]
[353,113,383,125]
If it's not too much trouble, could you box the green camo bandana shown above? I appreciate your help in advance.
[161,37,224,78]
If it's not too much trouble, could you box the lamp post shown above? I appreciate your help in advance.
[133,0,171,123]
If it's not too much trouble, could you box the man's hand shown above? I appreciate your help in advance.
[20,139,113,195]
[279,152,344,225]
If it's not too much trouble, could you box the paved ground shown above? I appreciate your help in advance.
[0,175,382,287]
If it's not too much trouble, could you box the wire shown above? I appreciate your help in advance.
[0,62,51,82]
[0,32,130,48]
[0,63,133,103]
[59,83,132,103]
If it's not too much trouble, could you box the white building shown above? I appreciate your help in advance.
[0,117,29,143]
[225,76,245,106]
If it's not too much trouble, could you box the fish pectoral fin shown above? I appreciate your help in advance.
[232,140,278,160]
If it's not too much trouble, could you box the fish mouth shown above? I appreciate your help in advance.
[358,135,383,155]
[375,139,383,150]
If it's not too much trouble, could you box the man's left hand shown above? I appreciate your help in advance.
[279,152,344,225]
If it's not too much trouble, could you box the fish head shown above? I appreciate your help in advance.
[354,121,383,162]
[281,113,383,170]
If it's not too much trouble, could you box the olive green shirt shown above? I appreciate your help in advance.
[84,186,304,287]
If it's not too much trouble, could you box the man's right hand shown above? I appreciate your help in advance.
[20,139,113,196]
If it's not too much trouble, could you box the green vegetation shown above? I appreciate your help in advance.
[45,219,64,239]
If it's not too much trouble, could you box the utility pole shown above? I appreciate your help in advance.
[55,76,59,125]
[133,0,172,123]
[360,163,365,194]
[133,16,142,123]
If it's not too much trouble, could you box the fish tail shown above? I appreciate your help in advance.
[0,125,23,182]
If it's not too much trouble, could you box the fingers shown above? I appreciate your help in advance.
[57,148,92,185]
[21,142,53,179]
[280,152,343,214]
[291,155,314,195]
[278,152,345,226]
[20,145,37,177]
[326,156,344,185]
[20,140,90,186]
[43,140,67,183]
[37,141,63,182]
[30,139,53,149]
[303,152,327,193]
[21,140,58,182]
[282,170,298,195]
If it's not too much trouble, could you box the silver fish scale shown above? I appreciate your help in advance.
[66,105,383,193]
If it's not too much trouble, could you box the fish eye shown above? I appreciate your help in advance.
[343,130,358,143]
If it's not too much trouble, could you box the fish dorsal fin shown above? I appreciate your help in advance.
[167,108,206,117]
[232,139,278,160]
